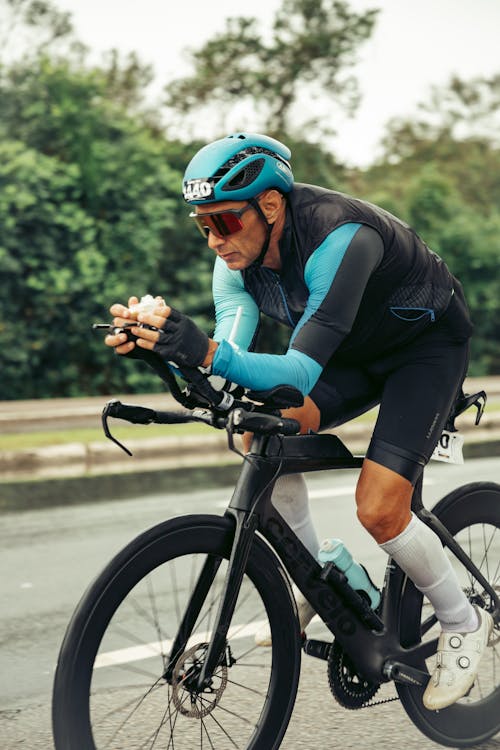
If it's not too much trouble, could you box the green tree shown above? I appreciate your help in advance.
[382,74,500,156]
[164,0,378,139]
[0,58,214,398]
[352,161,500,375]
[0,0,76,62]
[376,75,500,211]
[403,169,500,375]
[349,74,500,374]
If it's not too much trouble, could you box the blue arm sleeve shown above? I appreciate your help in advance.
[211,224,382,395]
[290,223,362,346]
[212,256,259,350]
[291,224,384,364]
[212,339,322,394]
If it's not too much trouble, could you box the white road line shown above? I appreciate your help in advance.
[94,620,269,669]
[97,476,436,670]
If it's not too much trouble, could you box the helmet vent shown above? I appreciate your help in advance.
[222,158,265,191]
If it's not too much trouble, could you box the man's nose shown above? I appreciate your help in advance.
[207,231,225,250]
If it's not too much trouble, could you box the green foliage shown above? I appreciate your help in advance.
[0,58,214,398]
[164,0,378,138]
[285,134,350,190]
[351,123,500,376]
[0,0,76,63]
[376,75,500,212]
[404,170,500,374]
[1,6,498,403]
[382,75,500,154]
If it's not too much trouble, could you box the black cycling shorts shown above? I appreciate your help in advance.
[309,285,472,484]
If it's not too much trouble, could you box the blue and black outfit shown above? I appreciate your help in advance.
[211,184,472,482]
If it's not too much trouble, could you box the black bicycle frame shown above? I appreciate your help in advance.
[182,432,497,690]
[219,436,428,685]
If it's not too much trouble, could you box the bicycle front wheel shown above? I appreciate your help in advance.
[52,514,301,750]
[398,482,500,747]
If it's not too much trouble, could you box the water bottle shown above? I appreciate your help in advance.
[318,538,381,610]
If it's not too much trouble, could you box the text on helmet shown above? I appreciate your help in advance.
[183,179,214,201]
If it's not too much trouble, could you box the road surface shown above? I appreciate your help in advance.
[1,458,499,748]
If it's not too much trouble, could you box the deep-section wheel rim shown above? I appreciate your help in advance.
[398,484,500,747]
[53,516,301,750]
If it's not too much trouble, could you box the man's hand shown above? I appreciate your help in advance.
[104,297,218,368]
[104,296,146,355]
[135,307,211,368]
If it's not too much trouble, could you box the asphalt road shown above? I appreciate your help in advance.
[1,457,499,749]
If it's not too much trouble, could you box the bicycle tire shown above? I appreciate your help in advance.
[52,513,301,750]
[397,481,500,747]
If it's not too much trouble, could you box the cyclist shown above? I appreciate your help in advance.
[106,132,493,711]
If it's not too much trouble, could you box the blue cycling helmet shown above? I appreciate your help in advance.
[183,132,294,204]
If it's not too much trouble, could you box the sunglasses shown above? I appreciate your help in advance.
[189,203,253,239]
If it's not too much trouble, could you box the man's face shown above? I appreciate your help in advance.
[193,199,267,271]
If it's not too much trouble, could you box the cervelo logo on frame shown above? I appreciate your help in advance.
[183,179,214,201]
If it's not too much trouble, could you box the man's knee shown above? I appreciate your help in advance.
[355,458,413,543]
[282,395,321,434]
[242,396,321,453]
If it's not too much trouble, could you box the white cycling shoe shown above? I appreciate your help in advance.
[255,588,316,647]
[423,607,494,711]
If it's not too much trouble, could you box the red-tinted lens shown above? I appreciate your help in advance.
[195,212,243,238]
[190,205,251,239]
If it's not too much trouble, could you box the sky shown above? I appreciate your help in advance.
[53,0,500,167]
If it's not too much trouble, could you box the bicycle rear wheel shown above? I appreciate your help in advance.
[398,482,500,747]
[52,514,301,750]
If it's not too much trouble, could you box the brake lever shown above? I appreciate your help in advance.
[93,323,238,411]
[93,322,196,407]
[101,401,133,456]
[180,364,236,411]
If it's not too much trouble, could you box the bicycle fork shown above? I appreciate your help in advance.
[164,553,224,682]
[163,509,258,690]
[165,448,280,691]
[195,510,259,690]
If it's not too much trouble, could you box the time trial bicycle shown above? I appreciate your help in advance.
[52,347,499,750]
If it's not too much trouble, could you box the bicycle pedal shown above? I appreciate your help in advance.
[302,639,331,661]
[383,660,429,687]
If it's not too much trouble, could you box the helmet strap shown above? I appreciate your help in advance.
[248,197,273,267]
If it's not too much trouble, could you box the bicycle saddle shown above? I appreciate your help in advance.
[246,385,304,410]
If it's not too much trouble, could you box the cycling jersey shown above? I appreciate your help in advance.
[211,183,471,394]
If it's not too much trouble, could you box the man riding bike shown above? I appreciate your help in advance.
[106,132,493,711]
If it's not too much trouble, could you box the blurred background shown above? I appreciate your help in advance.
[1,9,498,744]
[1,0,499,400]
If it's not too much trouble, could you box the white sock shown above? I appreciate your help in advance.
[271,474,319,557]
[380,513,478,633]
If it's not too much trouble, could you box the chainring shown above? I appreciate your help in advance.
[327,641,380,709]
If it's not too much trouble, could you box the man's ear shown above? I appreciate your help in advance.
[259,190,284,223]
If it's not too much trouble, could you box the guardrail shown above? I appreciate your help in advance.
[1,376,499,481]
[1,377,499,433]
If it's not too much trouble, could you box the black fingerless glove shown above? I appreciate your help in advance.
[153,308,209,368]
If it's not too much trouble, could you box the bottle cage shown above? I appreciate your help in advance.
[445,389,487,433]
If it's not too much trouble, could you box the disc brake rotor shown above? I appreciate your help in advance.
[171,643,228,718]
